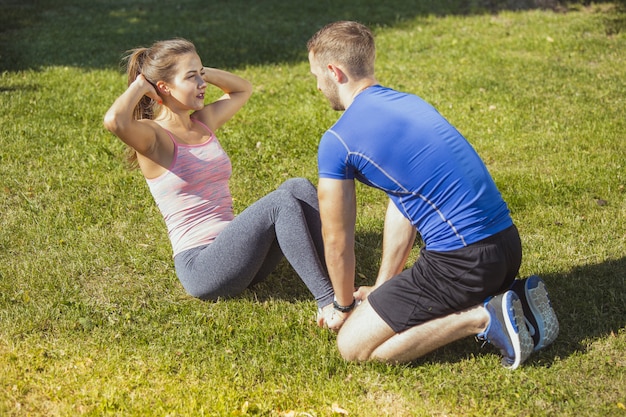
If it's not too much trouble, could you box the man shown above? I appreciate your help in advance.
[308,21,558,369]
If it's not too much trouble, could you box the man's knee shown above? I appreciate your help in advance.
[337,331,367,361]
[335,301,397,362]
[336,315,381,361]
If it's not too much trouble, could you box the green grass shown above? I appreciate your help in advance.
[1,0,625,416]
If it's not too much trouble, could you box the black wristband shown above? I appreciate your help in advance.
[333,298,356,313]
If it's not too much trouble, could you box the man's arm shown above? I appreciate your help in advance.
[375,199,416,286]
[354,199,416,301]
[318,178,357,308]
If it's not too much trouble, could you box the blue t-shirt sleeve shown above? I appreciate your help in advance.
[317,130,355,180]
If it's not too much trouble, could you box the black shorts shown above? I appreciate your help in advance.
[368,225,522,333]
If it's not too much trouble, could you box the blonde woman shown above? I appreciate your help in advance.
[104,39,334,314]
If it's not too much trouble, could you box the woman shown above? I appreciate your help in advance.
[103,38,334,316]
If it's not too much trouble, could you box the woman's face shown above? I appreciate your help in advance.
[163,52,207,111]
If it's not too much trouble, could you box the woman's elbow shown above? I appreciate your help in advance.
[102,111,120,134]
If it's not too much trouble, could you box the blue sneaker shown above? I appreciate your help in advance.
[511,275,559,352]
[477,290,534,370]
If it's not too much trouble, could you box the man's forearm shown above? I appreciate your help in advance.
[375,200,417,286]
[324,241,356,306]
[318,178,358,307]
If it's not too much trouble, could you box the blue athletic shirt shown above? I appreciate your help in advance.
[317,85,513,251]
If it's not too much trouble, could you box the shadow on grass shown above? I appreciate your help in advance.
[543,256,626,353]
[244,230,384,304]
[250,240,625,368]
[418,256,626,367]
[0,0,615,72]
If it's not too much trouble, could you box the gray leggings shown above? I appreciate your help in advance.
[174,178,334,308]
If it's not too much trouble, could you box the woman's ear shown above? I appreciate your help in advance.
[156,80,169,95]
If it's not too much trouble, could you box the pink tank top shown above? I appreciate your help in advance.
[146,120,234,257]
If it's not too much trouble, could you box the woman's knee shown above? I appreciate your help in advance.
[279,177,315,193]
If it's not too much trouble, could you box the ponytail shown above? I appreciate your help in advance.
[124,47,158,122]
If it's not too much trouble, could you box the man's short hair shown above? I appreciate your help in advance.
[307,21,375,80]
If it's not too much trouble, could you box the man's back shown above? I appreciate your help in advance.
[317,85,513,251]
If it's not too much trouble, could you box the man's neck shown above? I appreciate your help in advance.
[344,78,378,109]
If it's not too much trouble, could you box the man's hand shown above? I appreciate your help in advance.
[354,286,375,301]
[316,303,334,328]
[325,309,351,332]
[317,301,358,332]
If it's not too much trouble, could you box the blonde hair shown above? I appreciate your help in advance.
[122,38,197,167]
[307,21,375,80]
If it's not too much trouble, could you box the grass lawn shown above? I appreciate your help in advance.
[1,0,625,416]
